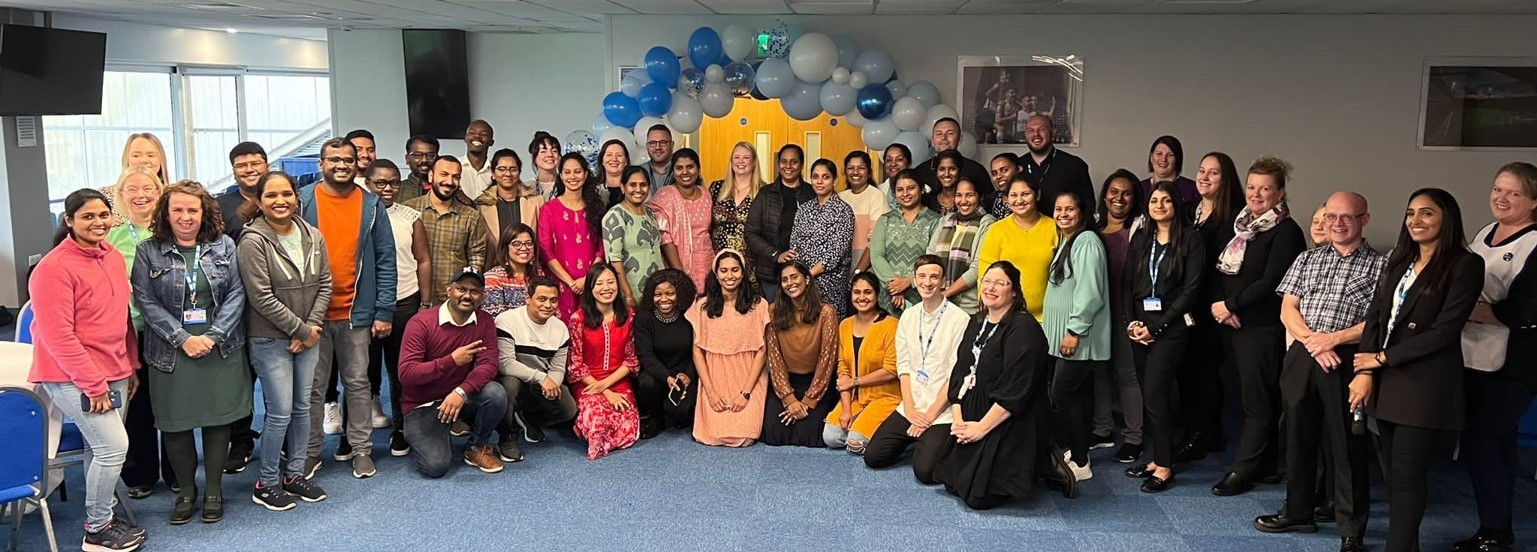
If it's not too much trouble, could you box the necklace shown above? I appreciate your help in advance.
[656,310,681,324]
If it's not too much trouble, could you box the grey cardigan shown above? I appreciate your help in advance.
[237,217,333,340]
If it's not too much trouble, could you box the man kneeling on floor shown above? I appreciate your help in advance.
[398,267,508,477]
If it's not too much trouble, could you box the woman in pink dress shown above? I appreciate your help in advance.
[688,249,772,446]
[566,263,641,460]
[538,152,607,319]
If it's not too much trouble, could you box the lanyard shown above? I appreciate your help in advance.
[1027,149,1055,181]
[1385,265,1415,345]
[917,302,949,368]
[127,223,141,243]
[181,245,202,308]
[1147,242,1168,292]
[969,320,998,378]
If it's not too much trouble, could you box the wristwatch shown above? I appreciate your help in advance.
[453,387,468,400]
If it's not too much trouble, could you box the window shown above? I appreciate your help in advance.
[42,70,176,204]
[185,74,240,185]
[245,74,331,151]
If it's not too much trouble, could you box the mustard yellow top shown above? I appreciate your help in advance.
[977,214,1059,321]
[825,314,900,439]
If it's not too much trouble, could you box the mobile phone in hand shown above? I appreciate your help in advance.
[81,390,123,411]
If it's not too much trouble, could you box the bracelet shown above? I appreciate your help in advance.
[1374,352,1387,366]
[853,375,860,388]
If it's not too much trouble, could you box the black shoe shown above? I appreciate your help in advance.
[169,495,197,525]
[389,431,411,457]
[1339,536,1366,552]
[1124,464,1154,479]
[515,412,545,443]
[1046,448,1079,499]
[1088,433,1115,450]
[1112,443,1142,464]
[497,437,525,463]
[639,417,662,440]
[333,439,353,462]
[1172,433,1208,464]
[1257,471,1285,485]
[251,481,296,511]
[282,474,327,502]
[1313,503,1335,524]
[1453,527,1515,552]
[200,496,223,524]
[1140,473,1174,493]
[224,441,253,474]
[1212,472,1256,496]
[1253,514,1318,534]
[126,486,153,500]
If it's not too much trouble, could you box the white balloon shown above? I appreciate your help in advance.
[853,50,894,85]
[699,82,735,118]
[620,70,649,98]
[894,131,932,165]
[891,97,926,132]
[862,117,900,150]
[592,112,614,135]
[843,109,867,128]
[819,82,857,116]
[885,79,906,100]
[667,92,704,134]
[633,116,667,138]
[705,64,725,84]
[958,131,979,159]
[925,104,961,134]
[787,32,838,84]
[755,58,795,99]
[830,67,850,85]
[598,128,641,165]
[848,71,868,90]
[781,80,823,121]
[722,23,754,62]
[907,80,941,108]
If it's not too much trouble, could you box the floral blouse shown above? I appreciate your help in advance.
[788,195,855,316]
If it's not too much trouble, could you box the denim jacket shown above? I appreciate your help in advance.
[131,235,246,372]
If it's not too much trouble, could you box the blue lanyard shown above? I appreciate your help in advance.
[1148,242,1168,292]
[182,245,202,308]
[917,302,949,367]
[969,320,998,378]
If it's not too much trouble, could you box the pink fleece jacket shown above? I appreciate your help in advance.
[28,237,140,397]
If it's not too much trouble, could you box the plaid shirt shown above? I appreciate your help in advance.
[404,195,490,305]
[1274,242,1387,333]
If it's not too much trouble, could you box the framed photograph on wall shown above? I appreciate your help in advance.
[1419,57,1537,150]
[957,55,1084,147]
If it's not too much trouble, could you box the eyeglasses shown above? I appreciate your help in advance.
[370,179,401,189]
[323,156,356,165]
[1323,213,1365,224]
[494,166,521,174]
[646,140,672,148]
[510,241,535,250]
[233,161,265,171]
[405,152,437,160]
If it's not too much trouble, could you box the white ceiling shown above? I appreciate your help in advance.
[5,0,1537,37]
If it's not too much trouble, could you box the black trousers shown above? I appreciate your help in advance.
[121,331,176,489]
[1177,321,1226,442]
[365,293,420,434]
[1463,370,1535,531]
[1134,327,1189,468]
[864,412,951,485]
[1050,358,1102,466]
[1376,418,1439,552]
[1279,343,1368,538]
[1222,324,1284,478]
[635,370,698,429]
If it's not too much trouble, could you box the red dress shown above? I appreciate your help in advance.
[566,310,641,460]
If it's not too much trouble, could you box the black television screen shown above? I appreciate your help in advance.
[0,24,107,116]
[402,29,470,140]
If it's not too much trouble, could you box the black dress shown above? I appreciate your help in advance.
[933,311,1053,510]
[634,310,698,428]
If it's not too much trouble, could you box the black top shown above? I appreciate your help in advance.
[634,309,697,382]
[1123,228,1207,338]
[915,154,993,208]
[1191,213,1234,325]
[1488,226,1537,392]
[1020,147,1095,212]
[744,180,814,282]
[216,188,249,242]
[947,312,1049,416]
[1360,250,1483,430]
[1209,216,1306,328]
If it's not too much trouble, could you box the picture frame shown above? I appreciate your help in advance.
[1418,56,1537,151]
[957,55,1084,148]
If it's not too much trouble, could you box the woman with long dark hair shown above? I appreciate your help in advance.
[649,148,716,292]
[924,150,965,215]
[788,158,855,316]
[537,152,606,319]
[761,261,840,447]
[1092,169,1146,462]
[823,272,901,453]
[978,176,1058,321]
[482,222,540,317]
[634,268,699,438]
[688,250,771,446]
[602,166,664,308]
[1043,191,1110,481]
[565,263,642,460]
[870,169,942,311]
[927,176,996,315]
[1176,151,1243,462]
[1351,188,1482,552]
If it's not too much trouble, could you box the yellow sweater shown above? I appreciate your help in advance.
[977,214,1058,321]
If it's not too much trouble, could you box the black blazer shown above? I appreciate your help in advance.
[1210,217,1306,328]
[1123,228,1206,338]
[1360,250,1483,430]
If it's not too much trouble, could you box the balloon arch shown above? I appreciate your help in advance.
[566,23,978,167]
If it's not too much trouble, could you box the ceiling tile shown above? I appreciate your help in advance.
[524,0,636,14]
[608,0,713,14]
[452,0,598,21]
[695,0,791,14]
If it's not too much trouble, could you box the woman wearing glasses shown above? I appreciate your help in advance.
[483,223,541,317]
[475,149,544,245]
[363,159,432,456]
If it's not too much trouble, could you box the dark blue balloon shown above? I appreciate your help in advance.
[716,52,732,68]
[750,82,769,101]
[687,27,723,71]
[603,91,642,128]
[645,46,681,89]
[637,82,672,117]
[856,84,893,120]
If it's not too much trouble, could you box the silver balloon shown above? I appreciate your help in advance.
[885,79,906,100]
[925,104,960,134]
[843,108,867,128]
[891,96,926,132]
[780,80,823,121]
[678,67,705,98]
[722,23,754,62]
[862,117,899,150]
[597,128,640,166]
[894,131,932,164]
[819,82,857,116]
[667,91,705,133]
[700,82,735,118]
[958,131,979,159]
[620,70,650,98]
[705,64,725,84]
[848,70,868,91]
[724,62,756,97]
[853,50,894,85]
[755,58,795,99]
[592,112,614,135]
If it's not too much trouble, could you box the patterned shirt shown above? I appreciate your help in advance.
[1275,242,1387,334]
[647,185,715,292]
[602,203,665,301]
[708,180,755,277]
[789,195,855,316]
[869,208,942,309]
[404,194,491,305]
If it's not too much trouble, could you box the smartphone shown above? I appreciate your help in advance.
[81,390,123,411]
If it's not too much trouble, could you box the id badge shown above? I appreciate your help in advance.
[182,308,208,325]
[958,373,976,399]
[1142,297,1163,312]
[915,370,930,385]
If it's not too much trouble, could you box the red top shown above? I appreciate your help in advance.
[566,309,638,394]
[397,305,499,413]
[29,238,140,397]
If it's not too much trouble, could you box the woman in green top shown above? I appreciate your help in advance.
[105,167,164,331]
[602,166,665,308]
[131,182,251,525]
[869,170,940,312]
[1042,190,1111,482]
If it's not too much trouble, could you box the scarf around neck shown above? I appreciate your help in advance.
[1217,205,1288,275]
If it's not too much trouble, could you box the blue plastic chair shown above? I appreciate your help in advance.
[0,387,55,552]
[13,302,32,345]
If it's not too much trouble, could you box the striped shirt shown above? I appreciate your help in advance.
[1275,242,1387,333]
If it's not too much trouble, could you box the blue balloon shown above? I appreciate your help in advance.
[780,80,823,121]
[603,91,642,128]
[592,112,614,135]
[687,27,723,71]
[644,46,681,89]
[717,52,732,69]
[833,35,859,70]
[856,84,894,120]
[638,82,673,117]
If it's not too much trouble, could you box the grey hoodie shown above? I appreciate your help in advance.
[237,217,333,340]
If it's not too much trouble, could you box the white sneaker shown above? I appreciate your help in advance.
[370,396,390,429]
[1065,450,1093,482]
[322,402,342,435]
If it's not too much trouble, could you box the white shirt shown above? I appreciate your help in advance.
[1462,222,1537,371]
[455,155,494,200]
[437,301,479,327]
[387,203,421,300]
[894,299,970,424]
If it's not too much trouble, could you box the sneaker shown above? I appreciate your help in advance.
[282,474,328,502]
[251,481,296,511]
[464,445,504,473]
[449,419,471,437]
[333,439,353,462]
[351,454,376,479]
[1113,443,1143,464]
[1064,451,1094,482]
[389,431,411,457]
[515,412,544,443]
[224,441,253,474]
[322,402,342,435]
[370,395,390,429]
[82,520,142,552]
[1089,433,1116,450]
[107,517,146,542]
[498,437,524,463]
[302,456,322,480]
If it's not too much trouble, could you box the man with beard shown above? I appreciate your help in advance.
[1020,115,1094,210]
[298,137,398,480]
[400,134,438,202]
[912,118,990,204]
[642,124,675,189]
[212,141,267,474]
[347,129,377,184]
[455,120,495,200]
[405,155,491,308]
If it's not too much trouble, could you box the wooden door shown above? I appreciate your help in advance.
[697,99,869,191]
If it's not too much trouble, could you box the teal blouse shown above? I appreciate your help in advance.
[1042,231,1111,361]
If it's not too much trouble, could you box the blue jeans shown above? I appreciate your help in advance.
[40,379,131,533]
[821,424,869,450]
[402,382,507,478]
[249,337,318,486]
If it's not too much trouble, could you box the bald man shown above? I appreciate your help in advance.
[456,119,496,200]
[1020,114,1094,210]
[1255,191,1384,552]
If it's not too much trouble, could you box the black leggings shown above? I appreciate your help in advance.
[1376,418,1439,552]
[864,412,951,485]
[365,293,420,433]
[1050,358,1102,466]
[1462,370,1534,531]
[163,424,231,499]
[1134,328,1189,468]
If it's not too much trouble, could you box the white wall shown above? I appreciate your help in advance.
[329,30,605,171]
[609,14,1537,245]
[52,15,327,70]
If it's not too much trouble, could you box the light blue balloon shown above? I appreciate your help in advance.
[907,80,941,108]
[592,112,613,135]
[854,50,894,86]
[833,35,859,70]
[819,82,857,116]
[687,27,723,70]
[885,79,906,100]
[678,67,705,98]
[620,70,649,98]
[755,58,795,99]
[862,117,899,150]
[780,80,824,121]
[644,46,681,89]
[856,83,894,120]
[894,131,933,164]
[563,130,599,168]
[603,91,642,128]
[638,82,673,117]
